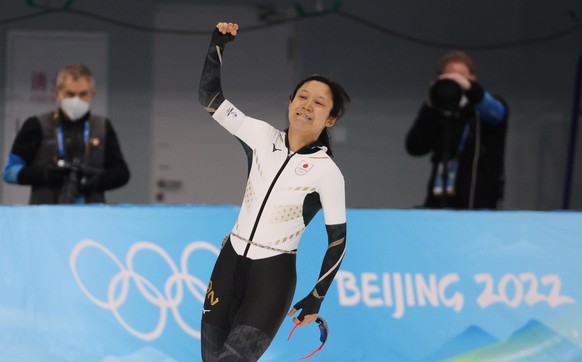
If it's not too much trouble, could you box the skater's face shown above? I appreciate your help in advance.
[288,80,337,137]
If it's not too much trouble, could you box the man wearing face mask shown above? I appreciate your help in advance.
[405,51,509,210]
[2,63,130,204]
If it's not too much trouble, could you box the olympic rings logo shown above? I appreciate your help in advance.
[69,239,219,341]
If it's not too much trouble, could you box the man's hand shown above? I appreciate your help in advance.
[79,167,104,193]
[44,165,71,188]
[438,72,471,91]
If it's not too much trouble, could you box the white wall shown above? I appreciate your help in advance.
[1,0,581,210]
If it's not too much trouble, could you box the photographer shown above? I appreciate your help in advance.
[405,51,508,209]
[2,64,130,204]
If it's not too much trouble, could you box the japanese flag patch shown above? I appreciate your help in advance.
[295,161,314,176]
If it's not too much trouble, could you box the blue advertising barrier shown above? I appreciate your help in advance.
[1,205,581,361]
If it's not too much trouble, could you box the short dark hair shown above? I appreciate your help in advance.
[290,74,350,120]
[290,75,350,157]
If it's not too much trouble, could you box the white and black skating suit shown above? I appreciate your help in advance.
[213,99,346,260]
[199,28,347,362]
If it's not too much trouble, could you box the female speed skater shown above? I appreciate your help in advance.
[198,22,349,361]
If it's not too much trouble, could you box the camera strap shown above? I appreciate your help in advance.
[433,122,470,197]
[456,122,471,154]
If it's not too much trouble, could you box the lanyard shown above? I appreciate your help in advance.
[456,122,471,154]
[433,121,470,198]
[55,114,90,161]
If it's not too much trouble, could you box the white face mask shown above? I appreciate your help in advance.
[60,96,90,121]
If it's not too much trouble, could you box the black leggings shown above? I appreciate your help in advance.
[201,240,296,360]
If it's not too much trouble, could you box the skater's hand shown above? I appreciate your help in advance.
[216,22,239,36]
[211,22,238,47]
[288,308,318,327]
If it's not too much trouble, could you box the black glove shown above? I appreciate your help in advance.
[465,80,485,104]
[44,165,72,188]
[79,167,104,193]
[211,28,235,47]
[292,293,323,322]
[15,163,70,187]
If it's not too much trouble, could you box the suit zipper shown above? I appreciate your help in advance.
[243,152,295,256]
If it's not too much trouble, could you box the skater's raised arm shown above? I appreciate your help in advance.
[199,22,239,114]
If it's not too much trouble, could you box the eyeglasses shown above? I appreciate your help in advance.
[287,316,329,360]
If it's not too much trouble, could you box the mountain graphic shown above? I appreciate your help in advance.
[102,346,179,362]
[420,325,498,361]
[498,319,582,362]
[434,319,582,362]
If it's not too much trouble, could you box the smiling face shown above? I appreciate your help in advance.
[288,80,337,139]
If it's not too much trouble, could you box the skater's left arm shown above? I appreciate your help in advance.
[288,223,347,326]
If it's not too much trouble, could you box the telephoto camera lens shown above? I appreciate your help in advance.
[430,79,463,111]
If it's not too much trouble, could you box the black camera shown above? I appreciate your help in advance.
[57,158,82,204]
[429,79,463,112]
